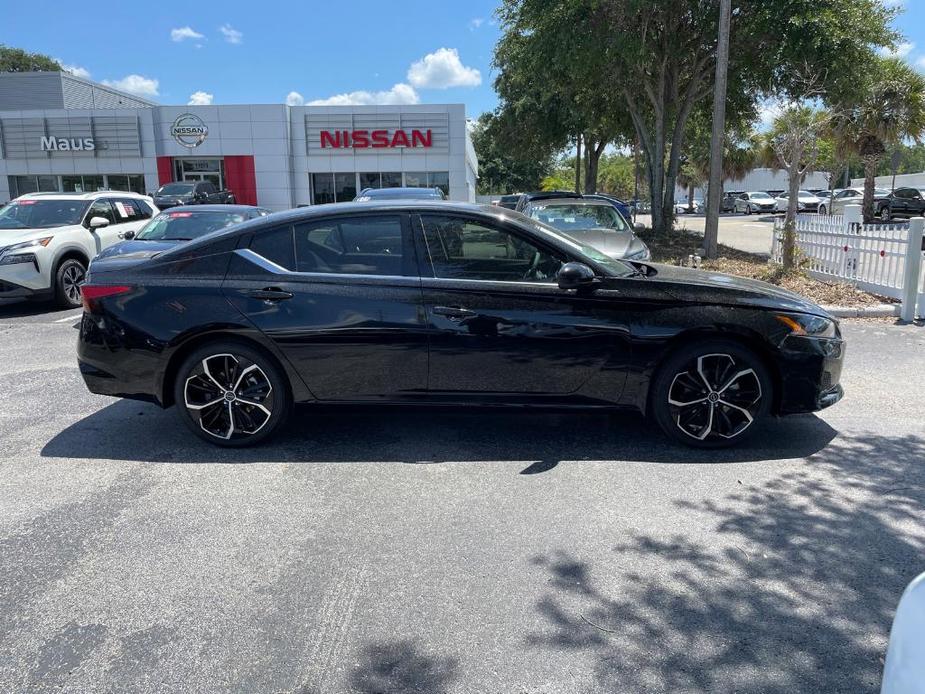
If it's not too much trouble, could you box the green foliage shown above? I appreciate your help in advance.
[0,45,61,72]
[543,152,639,199]
[470,111,554,194]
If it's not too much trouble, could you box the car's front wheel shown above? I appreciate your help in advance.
[651,340,772,448]
[54,257,86,308]
[745,204,752,215]
[173,342,291,446]
[818,204,828,215]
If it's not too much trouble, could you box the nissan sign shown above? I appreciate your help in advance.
[171,113,209,148]
[319,129,433,149]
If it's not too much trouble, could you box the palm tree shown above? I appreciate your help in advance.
[832,57,925,221]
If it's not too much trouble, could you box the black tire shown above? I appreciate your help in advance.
[172,341,291,447]
[650,339,773,448]
[54,257,86,308]
[745,204,752,215]
[818,204,827,216]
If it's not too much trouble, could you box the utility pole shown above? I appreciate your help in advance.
[703,0,732,258]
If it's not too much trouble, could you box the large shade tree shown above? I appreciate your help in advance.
[494,0,896,231]
[831,57,925,221]
[470,111,553,194]
[0,45,61,72]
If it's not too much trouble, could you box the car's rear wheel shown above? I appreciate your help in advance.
[745,204,752,215]
[880,205,891,222]
[651,340,772,448]
[173,342,291,446]
[54,258,86,308]
[818,204,828,215]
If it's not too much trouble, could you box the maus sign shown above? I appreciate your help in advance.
[41,136,96,151]
[320,129,432,149]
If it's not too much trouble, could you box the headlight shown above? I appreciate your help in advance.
[624,244,651,261]
[775,313,838,338]
[0,237,52,255]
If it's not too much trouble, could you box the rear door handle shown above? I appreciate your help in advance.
[433,306,475,318]
[244,287,293,302]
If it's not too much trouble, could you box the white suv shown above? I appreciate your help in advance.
[0,191,157,308]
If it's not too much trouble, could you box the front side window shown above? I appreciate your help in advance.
[294,215,405,275]
[85,199,115,226]
[421,215,563,283]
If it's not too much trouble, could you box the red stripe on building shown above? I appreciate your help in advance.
[156,157,173,186]
[224,155,257,206]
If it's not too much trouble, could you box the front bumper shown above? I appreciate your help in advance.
[777,335,846,415]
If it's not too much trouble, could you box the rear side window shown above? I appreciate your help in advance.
[250,226,296,270]
[293,216,404,276]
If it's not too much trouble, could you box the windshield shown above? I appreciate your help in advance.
[875,188,890,197]
[135,210,247,241]
[798,190,816,198]
[508,212,638,278]
[528,203,629,233]
[0,199,90,230]
[750,192,773,199]
[157,183,195,196]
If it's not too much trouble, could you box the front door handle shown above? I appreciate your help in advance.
[433,306,475,319]
[244,287,293,302]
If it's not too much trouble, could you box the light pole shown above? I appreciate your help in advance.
[703,0,732,258]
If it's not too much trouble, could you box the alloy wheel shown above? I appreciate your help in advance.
[880,207,891,221]
[667,353,762,441]
[62,264,85,305]
[183,353,274,440]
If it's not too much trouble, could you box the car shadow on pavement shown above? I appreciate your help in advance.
[41,399,837,467]
[524,430,925,692]
[0,300,70,319]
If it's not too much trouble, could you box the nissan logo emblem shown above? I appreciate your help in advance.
[170,113,209,148]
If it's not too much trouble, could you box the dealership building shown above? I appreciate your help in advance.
[0,71,478,209]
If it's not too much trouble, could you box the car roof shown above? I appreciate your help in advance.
[17,191,150,201]
[526,197,611,207]
[358,187,442,196]
[157,204,262,214]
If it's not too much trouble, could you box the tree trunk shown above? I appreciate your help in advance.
[782,164,802,272]
[687,183,695,213]
[583,137,606,194]
[862,157,879,222]
[574,135,582,194]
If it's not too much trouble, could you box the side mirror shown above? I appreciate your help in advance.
[121,230,136,240]
[634,221,645,232]
[557,262,597,290]
[88,216,110,229]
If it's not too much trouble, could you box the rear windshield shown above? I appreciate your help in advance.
[0,199,90,230]
[157,183,195,195]
[355,189,442,201]
[135,210,248,241]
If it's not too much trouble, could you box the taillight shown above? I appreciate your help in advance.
[81,284,133,312]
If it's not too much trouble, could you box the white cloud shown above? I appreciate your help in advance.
[58,61,90,79]
[101,74,160,98]
[286,91,305,106]
[407,48,481,89]
[469,17,484,30]
[220,24,243,44]
[171,26,204,42]
[878,41,914,58]
[188,91,213,105]
[757,99,783,128]
[308,83,419,106]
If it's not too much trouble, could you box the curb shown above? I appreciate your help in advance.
[821,304,901,318]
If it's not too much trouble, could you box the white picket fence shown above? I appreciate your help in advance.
[771,205,925,319]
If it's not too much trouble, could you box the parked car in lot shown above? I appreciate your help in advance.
[774,190,822,212]
[77,200,844,449]
[514,190,583,212]
[0,191,156,307]
[721,192,740,213]
[674,199,703,214]
[734,192,777,215]
[876,187,925,221]
[354,186,446,201]
[818,187,890,215]
[497,194,524,210]
[153,181,235,210]
[521,197,650,260]
[93,205,271,262]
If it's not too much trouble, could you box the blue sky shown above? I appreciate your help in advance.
[1,0,502,115]
[2,0,922,121]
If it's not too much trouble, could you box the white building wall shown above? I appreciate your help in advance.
[676,167,832,201]
[851,172,925,189]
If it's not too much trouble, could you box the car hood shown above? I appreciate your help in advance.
[0,227,67,248]
[564,229,646,258]
[93,239,180,263]
[643,263,831,317]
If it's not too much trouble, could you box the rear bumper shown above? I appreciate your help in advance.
[78,314,165,404]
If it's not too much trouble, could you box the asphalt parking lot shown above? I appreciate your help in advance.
[637,212,778,255]
[1,303,923,693]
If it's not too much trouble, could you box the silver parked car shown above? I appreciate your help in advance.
[818,187,890,215]
[774,190,822,212]
[522,198,651,261]
[734,191,777,215]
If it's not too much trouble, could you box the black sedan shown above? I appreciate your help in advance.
[77,201,844,448]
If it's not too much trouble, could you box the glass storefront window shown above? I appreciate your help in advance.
[430,172,450,196]
[9,176,38,197]
[7,174,146,200]
[63,175,104,193]
[334,172,357,202]
[312,173,335,205]
[38,176,58,192]
[359,173,380,191]
[381,172,402,188]
[404,172,427,187]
